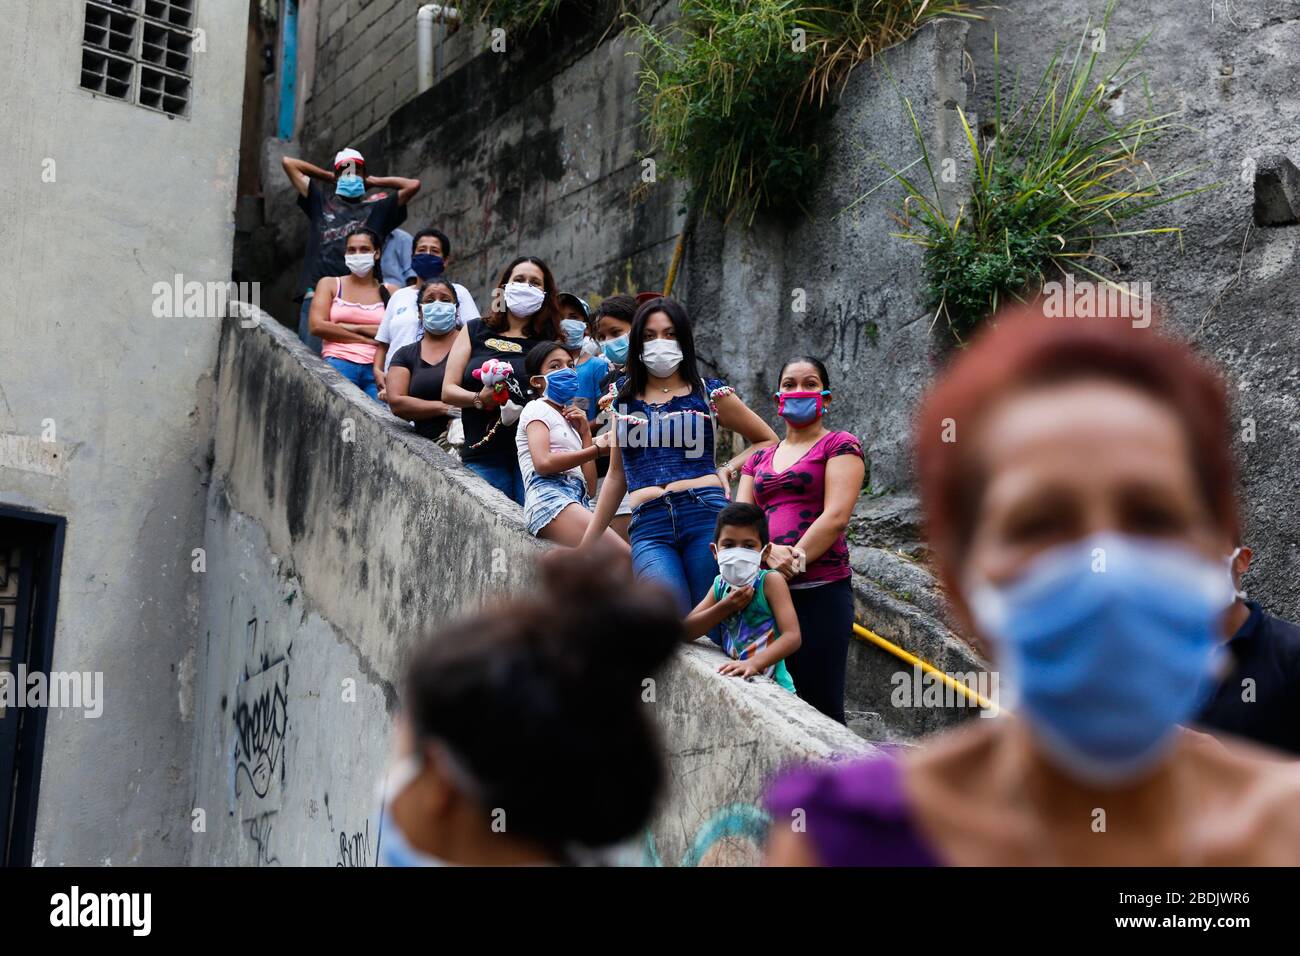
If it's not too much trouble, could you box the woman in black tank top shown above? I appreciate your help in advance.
[442,256,562,505]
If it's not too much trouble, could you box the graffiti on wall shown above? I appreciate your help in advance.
[233,660,289,804]
[643,803,771,867]
[821,290,882,364]
[336,819,373,868]
[244,812,281,867]
[324,791,378,867]
[230,613,291,866]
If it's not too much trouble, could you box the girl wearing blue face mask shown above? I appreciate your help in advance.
[589,295,638,542]
[765,303,1300,868]
[516,343,628,550]
[380,545,680,866]
[385,280,461,443]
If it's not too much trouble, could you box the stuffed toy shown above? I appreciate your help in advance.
[472,358,514,408]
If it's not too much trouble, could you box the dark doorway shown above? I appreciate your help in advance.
[0,507,65,867]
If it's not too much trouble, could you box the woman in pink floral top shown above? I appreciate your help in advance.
[738,357,865,723]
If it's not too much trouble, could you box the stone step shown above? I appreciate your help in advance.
[841,540,994,743]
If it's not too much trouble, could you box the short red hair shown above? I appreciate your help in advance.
[914,299,1240,599]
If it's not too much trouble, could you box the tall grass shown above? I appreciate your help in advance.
[876,0,1215,340]
[633,0,975,222]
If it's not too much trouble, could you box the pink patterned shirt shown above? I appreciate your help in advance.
[742,430,864,586]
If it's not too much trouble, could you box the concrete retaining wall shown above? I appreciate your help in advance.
[189,312,870,865]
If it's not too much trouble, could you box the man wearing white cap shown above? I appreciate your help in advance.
[281,147,421,352]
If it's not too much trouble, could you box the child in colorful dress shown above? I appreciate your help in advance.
[684,503,801,690]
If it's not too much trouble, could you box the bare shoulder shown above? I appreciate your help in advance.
[1187,730,1300,863]
[905,716,1002,782]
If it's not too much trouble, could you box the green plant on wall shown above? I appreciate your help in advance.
[457,0,570,31]
[877,0,1216,341]
[632,0,975,222]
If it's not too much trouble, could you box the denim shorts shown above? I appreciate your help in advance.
[524,472,590,535]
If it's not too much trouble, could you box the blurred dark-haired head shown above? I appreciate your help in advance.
[399,542,681,857]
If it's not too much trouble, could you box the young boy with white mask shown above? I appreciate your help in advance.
[684,503,801,691]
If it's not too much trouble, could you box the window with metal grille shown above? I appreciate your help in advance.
[79,0,196,117]
[0,510,65,868]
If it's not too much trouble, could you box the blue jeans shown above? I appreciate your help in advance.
[324,356,380,401]
[628,486,728,616]
[298,292,322,355]
[466,458,527,506]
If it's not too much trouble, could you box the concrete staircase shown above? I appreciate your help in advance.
[842,494,993,744]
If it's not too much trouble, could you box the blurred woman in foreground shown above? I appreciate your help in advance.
[766,302,1300,865]
[379,544,678,866]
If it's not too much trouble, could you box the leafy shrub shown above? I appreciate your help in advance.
[881,0,1214,341]
[634,0,974,222]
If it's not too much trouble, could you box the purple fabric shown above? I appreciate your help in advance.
[765,755,942,866]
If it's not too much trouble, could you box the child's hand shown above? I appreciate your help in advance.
[718,584,755,614]
[564,406,591,436]
[719,660,762,679]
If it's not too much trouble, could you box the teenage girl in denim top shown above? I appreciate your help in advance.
[581,298,778,613]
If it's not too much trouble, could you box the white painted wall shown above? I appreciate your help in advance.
[0,0,248,864]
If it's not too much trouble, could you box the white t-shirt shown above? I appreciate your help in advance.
[516,399,586,485]
[375,283,481,371]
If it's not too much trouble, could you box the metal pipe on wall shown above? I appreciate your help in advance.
[417,4,461,95]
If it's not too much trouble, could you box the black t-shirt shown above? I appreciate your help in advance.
[297,181,406,294]
[1197,601,1300,755]
[460,318,551,465]
[389,339,451,441]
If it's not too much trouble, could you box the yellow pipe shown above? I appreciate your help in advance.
[852,622,1001,713]
[663,230,686,297]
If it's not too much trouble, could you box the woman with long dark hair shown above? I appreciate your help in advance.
[737,356,865,724]
[579,297,777,614]
[307,227,399,400]
[442,256,562,504]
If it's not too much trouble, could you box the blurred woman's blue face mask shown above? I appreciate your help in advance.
[377,756,449,868]
[965,532,1233,786]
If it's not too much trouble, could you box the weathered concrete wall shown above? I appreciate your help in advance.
[190,313,870,865]
[960,0,1300,621]
[0,0,247,864]
[256,1,684,325]
[685,18,971,493]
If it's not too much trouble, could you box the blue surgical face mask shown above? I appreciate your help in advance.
[421,300,458,335]
[966,532,1233,786]
[411,254,445,280]
[603,334,629,365]
[560,319,587,350]
[336,174,365,199]
[542,367,580,406]
[377,756,450,868]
